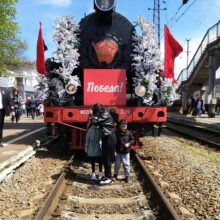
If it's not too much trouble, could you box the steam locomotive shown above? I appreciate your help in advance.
[44,0,167,149]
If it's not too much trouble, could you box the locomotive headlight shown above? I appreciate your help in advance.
[65,83,77,95]
[135,85,146,97]
[95,0,115,12]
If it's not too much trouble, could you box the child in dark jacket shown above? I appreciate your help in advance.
[113,119,135,183]
[85,125,104,180]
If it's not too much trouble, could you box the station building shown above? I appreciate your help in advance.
[0,65,38,99]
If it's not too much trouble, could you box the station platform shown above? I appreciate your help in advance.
[0,116,46,182]
[167,112,220,133]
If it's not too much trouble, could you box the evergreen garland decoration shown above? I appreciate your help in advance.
[160,78,180,106]
[132,16,162,105]
[132,16,180,106]
[36,16,80,105]
[35,75,49,102]
[52,15,80,87]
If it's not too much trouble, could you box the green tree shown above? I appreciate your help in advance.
[0,0,27,76]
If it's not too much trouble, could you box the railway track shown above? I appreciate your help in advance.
[35,152,180,220]
[166,119,220,149]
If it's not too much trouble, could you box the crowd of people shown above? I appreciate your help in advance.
[0,87,44,147]
[10,89,44,123]
[187,95,204,116]
[187,95,220,117]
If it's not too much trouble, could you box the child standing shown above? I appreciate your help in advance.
[113,120,135,183]
[85,125,104,180]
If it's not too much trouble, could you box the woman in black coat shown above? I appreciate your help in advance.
[90,103,116,185]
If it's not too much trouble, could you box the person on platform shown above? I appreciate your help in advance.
[187,97,192,114]
[216,98,220,115]
[112,119,135,183]
[196,97,203,116]
[25,97,31,117]
[38,103,44,117]
[192,96,198,116]
[90,103,116,185]
[85,124,104,181]
[189,96,195,115]
[11,88,23,123]
[0,89,12,147]
[28,96,38,119]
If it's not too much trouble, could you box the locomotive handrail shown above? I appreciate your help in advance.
[177,20,220,85]
[57,121,87,131]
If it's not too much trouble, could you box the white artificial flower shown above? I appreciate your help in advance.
[35,16,81,103]
[132,16,162,105]
[52,15,80,87]
[131,16,180,106]
[160,78,180,106]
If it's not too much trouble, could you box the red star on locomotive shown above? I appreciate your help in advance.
[93,39,119,65]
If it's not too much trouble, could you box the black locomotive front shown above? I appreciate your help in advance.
[44,0,167,149]
[45,0,135,106]
[77,1,135,102]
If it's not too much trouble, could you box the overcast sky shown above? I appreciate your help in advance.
[16,0,220,78]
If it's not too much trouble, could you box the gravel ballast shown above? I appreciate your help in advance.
[138,130,220,220]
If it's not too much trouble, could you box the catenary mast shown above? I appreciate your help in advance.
[153,0,160,47]
[148,0,166,48]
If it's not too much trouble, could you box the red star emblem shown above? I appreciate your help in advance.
[93,39,118,64]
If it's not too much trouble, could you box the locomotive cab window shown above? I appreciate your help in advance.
[95,0,115,12]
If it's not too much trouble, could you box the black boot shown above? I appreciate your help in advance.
[125,176,130,183]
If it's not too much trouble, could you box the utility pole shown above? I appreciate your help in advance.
[148,0,166,48]
[186,39,191,79]
[153,0,160,47]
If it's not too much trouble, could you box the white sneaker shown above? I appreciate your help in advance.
[91,172,96,180]
[99,177,112,185]
[98,172,104,180]
[0,142,6,148]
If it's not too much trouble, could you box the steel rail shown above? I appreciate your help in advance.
[133,151,181,220]
[166,120,220,149]
[36,152,180,219]
[35,155,75,220]
[35,134,61,148]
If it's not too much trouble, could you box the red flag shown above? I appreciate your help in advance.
[36,22,46,75]
[164,25,183,81]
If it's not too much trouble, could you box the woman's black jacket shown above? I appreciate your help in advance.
[90,111,115,136]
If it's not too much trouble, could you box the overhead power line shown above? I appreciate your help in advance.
[186,0,217,40]
[167,0,197,28]
[179,0,216,49]
[175,0,197,23]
